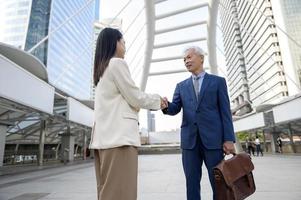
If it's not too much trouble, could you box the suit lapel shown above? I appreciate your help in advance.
[198,73,210,104]
[187,78,198,105]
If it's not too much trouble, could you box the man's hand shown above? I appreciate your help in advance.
[160,97,168,109]
[223,141,235,155]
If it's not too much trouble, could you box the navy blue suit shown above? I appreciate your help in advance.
[163,73,235,200]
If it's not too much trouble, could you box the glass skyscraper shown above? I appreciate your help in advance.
[0,0,96,100]
[219,0,301,115]
[24,0,51,65]
[0,0,32,49]
[47,0,95,99]
[219,0,251,115]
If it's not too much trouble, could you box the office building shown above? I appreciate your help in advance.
[0,0,96,99]
[219,0,301,115]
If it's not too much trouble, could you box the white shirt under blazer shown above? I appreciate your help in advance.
[89,58,161,149]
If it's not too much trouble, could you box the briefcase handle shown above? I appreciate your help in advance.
[223,153,236,160]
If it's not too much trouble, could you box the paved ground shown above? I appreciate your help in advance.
[0,154,300,200]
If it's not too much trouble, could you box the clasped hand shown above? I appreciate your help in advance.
[160,97,168,109]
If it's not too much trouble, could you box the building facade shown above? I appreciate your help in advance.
[219,0,251,115]
[0,0,32,49]
[219,0,301,115]
[24,0,51,65]
[46,0,95,99]
[270,0,301,95]
[0,0,96,100]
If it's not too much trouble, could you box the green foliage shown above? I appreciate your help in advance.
[236,131,264,142]
[237,132,249,141]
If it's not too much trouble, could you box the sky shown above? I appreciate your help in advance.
[99,0,227,131]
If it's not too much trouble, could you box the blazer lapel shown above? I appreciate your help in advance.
[187,78,198,105]
[198,73,210,104]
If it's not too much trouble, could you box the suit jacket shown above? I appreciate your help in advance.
[90,58,161,149]
[163,73,235,150]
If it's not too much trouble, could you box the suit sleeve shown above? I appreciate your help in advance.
[110,58,161,110]
[218,78,235,142]
[162,83,182,115]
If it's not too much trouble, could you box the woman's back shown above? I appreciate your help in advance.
[90,58,160,149]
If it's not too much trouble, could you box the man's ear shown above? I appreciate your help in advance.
[200,56,204,64]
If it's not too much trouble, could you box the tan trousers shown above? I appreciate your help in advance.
[94,146,138,200]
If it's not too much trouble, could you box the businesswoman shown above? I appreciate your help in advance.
[89,28,165,200]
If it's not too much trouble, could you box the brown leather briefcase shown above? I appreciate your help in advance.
[213,153,256,200]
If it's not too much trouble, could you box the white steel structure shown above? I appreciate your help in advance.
[141,0,218,90]
[99,0,220,91]
[0,43,94,166]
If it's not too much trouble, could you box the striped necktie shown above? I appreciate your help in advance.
[193,77,200,101]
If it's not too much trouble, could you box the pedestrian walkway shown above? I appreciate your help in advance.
[0,154,300,200]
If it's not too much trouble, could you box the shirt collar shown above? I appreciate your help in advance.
[192,71,206,80]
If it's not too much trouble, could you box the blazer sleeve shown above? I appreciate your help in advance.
[109,58,161,110]
[162,83,182,115]
[218,78,236,142]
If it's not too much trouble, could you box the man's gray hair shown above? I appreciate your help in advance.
[183,46,206,57]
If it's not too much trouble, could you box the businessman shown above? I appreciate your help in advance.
[162,46,235,200]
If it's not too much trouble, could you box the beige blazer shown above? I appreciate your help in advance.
[89,58,161,149]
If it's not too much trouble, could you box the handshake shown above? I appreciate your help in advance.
[160,97,169,109]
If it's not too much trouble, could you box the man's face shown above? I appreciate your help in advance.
[183,49,204,75]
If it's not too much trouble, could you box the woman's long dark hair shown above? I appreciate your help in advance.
[93,28,123,86]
